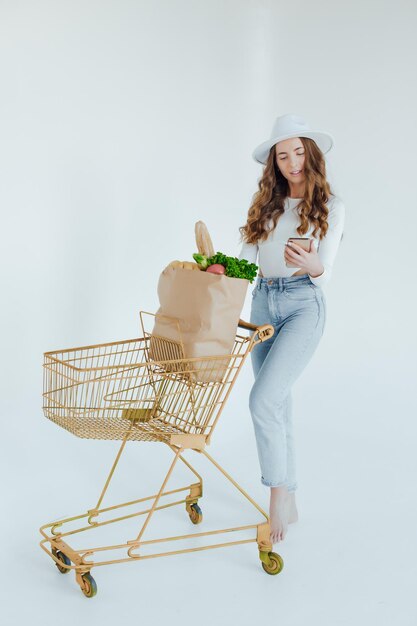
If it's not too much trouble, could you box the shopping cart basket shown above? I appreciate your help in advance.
[39,311,281,598]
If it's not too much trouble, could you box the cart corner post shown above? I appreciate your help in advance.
[257,522,273,554]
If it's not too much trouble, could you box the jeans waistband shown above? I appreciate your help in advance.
[255,273,311,290]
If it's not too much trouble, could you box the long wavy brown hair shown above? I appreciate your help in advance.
[239,137,341,245]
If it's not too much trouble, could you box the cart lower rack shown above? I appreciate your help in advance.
[40,311,281,597]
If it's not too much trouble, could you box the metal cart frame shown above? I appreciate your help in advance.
[39,312,281,597]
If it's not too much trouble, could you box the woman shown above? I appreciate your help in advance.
[238,114,345,544]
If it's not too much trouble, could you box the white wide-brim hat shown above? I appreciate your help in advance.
[252,113,334,164]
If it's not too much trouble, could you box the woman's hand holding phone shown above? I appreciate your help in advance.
[285,238,324,277]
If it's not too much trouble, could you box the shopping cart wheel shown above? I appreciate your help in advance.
[79,572,97,598]
[188,503,203,524]
[260,551,284,575]
[52,548,71,574]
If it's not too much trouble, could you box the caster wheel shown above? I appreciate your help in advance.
[52,548,71,574]
[188,503,203,524]
[261,551,284,575]
[80,572,97,598]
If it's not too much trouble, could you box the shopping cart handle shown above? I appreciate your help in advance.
[238,319,274,343]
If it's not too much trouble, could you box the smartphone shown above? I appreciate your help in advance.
[285,237,312,267]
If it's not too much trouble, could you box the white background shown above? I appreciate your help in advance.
[1,0,416,624]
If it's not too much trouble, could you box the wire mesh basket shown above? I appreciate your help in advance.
[43,311,252,443]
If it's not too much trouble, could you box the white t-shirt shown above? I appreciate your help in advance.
[237,194,345,287]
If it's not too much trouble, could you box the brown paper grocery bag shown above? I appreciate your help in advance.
[149,267,249,383]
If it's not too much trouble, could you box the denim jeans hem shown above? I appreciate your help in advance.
[261,477,286,488]
[261,476,298,492]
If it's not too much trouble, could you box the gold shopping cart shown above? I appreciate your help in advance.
[40,311,280,598]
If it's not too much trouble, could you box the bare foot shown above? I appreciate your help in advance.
[269,486,289,544]
[287,492,299,524]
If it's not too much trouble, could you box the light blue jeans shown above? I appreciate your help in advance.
[248,274,326,491]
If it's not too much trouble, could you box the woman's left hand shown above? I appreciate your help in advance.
[285,240,324,277]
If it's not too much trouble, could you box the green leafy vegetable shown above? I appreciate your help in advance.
[192,251,258,283]
[192,253,209,269]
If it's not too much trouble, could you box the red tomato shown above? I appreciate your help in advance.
[206,264,226,275]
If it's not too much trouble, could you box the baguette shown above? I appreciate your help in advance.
[195,221,215,257]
